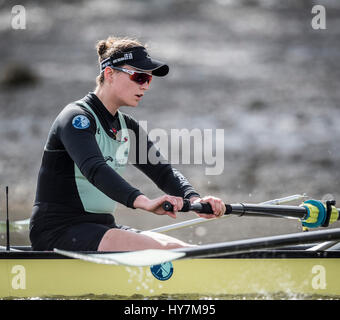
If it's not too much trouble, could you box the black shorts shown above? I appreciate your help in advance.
[50,223,141,251]
[30,205,142,251]
[31,222,141,251]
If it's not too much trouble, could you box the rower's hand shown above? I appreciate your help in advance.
[133,195,183,219]
[190,196,226,219]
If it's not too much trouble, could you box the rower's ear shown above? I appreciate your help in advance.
[103,67,117,83]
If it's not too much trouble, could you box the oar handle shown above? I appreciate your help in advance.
[162,199,214,214]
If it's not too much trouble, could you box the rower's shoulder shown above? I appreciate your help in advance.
[57,100,96,123]
[48,101,97,136]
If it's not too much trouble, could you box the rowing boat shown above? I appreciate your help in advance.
[1,239,340,299]
[1,193,340,299]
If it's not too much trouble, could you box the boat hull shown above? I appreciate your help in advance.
[1,251,340,299]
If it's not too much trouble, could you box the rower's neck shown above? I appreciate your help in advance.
[94,86,119,116]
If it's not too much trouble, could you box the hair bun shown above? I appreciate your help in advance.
[96,40,108,56]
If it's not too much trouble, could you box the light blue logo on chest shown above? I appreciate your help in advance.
[72,115,90,129]
[150,262,174,281]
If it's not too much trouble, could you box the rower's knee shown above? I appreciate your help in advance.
[140,231,195,249]
[97,228,194,251]
[161,242,191,249]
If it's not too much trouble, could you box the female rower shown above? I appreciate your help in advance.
[29,36,226,252]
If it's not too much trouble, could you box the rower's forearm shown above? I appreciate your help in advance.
[133,195,150,210]
[92,164,143,208]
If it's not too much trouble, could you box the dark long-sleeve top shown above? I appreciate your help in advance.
[30,92,200,238]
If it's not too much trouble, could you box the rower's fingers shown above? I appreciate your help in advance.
[165,211,177,219]
[215,201,225,217]
[200,196,225,218]
[162,195,183,213]
[174,197,183,212]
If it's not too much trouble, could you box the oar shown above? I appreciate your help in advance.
[176,228,340,259]
[54,228,340,267]
[150,194,308,233]
[162,199,340,229]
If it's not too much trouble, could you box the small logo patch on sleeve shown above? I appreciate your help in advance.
[72,115,90,129]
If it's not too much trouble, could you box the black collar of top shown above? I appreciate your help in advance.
[100,46,169,77]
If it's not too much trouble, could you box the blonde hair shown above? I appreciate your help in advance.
[95,36,145,86]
